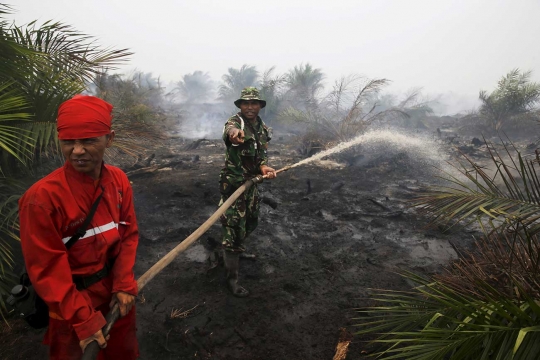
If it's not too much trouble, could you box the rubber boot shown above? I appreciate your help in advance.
[205,236,223,273]
[223,251,249,297]
[206,250,222,274]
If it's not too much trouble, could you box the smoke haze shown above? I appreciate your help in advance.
[9,0,540,115]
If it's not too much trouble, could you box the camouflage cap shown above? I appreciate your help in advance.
[234,87,267,109]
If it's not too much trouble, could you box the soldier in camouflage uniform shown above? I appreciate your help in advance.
[219,87,276,297]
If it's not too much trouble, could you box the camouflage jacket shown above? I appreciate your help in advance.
[220,113,272,189]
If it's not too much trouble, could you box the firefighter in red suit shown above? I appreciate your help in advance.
[18,95,139,359]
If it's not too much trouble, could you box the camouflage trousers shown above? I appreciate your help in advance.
[219,183,260,252]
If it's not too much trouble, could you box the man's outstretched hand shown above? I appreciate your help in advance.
[228,128,245,145]
[260,165,277,179]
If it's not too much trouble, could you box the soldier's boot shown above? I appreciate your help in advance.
[223,251,249,297]
[205,236,223,273]
[206,250,222,274]
[239,235,256,260]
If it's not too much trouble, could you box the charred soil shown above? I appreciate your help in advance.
[2,132,481,359]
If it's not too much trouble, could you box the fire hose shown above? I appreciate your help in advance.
[81,165,291,359]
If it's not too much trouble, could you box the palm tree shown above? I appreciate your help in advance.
[280,75,406,152]
[93,71,166,155]
[176,71,213,104]
[3,18,131,169]
[355,140,540,359]
[259,67,286,123]
[398,87,434,114]
[96,71,163,120]
[323,76,404,141]
[218,64,259,104]
[390,88,435,128]
[284,63,325,111]
[479,69,540,132]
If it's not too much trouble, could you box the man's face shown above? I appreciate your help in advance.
[239,100,261,121]
[60,131,114,179]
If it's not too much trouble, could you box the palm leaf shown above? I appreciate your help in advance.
[0,178,22,324]
[1,18,131,165]
[0,84,34,171]
[415,139,540,235]
[0,268,17,324]
[355,272,540,360]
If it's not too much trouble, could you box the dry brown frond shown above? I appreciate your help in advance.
[170,304,199,319]
[436,225,540,300]
[332,327,352,360]
[137,293,146,304]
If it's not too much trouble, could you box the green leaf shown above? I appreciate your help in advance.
[513,325,540,355]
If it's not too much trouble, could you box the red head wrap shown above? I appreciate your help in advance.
[57,95,113,140]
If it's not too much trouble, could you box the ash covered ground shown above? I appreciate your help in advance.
[2,130,499,359]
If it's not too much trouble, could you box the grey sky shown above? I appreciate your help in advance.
[9,0,540,113]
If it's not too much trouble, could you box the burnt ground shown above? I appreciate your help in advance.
[1,131,484,359]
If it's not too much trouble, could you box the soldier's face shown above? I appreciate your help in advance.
[239,100,261,121]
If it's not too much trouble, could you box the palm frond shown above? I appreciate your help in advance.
[9,21,131,83]
[355,271,540,360]
[0,268,17,324]
[415,139,540,235]
[0,177,23,324]
[478,69,540,131]
[0,16,132,169]
[0,84,34,169]
[218,64,259,102]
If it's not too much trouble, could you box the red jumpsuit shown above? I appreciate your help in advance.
[19,161,139,359]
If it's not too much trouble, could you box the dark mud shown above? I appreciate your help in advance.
[2,132,479,360]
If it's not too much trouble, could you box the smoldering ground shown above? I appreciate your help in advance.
[4,118,539,359]
[126,128,480,360]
